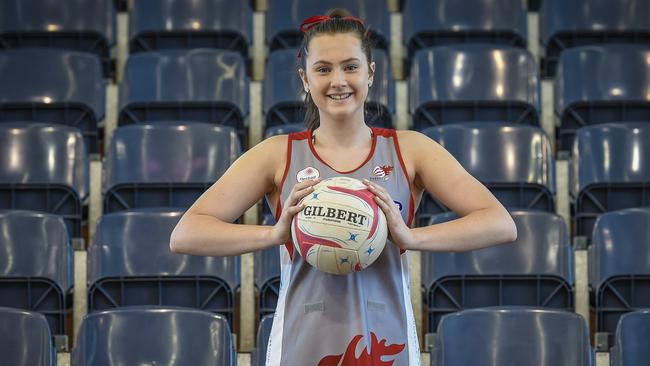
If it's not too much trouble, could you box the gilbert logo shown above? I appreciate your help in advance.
[297,166,320,182]
[370,165,393,181]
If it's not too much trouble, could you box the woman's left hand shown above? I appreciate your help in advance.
[363,179,415,251]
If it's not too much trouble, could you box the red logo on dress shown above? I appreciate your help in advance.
[317,332,406,366]
[372,165,393,178]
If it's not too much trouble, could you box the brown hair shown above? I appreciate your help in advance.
[298,8,375,130]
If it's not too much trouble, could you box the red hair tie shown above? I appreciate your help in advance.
[299,15,366,33]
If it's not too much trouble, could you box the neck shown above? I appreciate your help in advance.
[312,121,372,148]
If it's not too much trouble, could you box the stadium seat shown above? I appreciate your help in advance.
[266,0,390,51]
[255,215,281,317]
[0,123,88,237]
[541,0,650,77]
[87,210,240,327]
[0,49,105,153]
[420,123,555,223]
[129,0,251,58]
[570,123,650,240]
[432,307,593,366]
[252,314,274,366]
[263,48,394,130]
[0,307,55,366]
[119,49,249,143]
[0,0,116,77]
[103,122,240,213]
[555,45,650,150]
[409,45,539,129]
[422,210,573,333]
[0,210,72,337]
[588,208,650,349]
[403,0,527,66]
[610,310,650,366]
[72,306,236,366]
[264,123,307,140]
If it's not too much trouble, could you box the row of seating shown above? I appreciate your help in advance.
[2,0,649,77]
[1,44,649,152]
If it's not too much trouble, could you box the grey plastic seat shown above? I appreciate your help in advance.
[88,209,240,327]
[130,0,251,58]
[0,307,55,366]
[403,0,527,67]
[0,210,72,337]
[252,314,274,366]
[570,123,650,240]
[266,0,390,51]
[410,45,539,129]
[588,208,650,349]
[0,49,106,152]
[420,123,555,223]
[555,45,650,150]
[255,215,281,317]
[119,49,249,143]
[432,307,593,366]
[103,122,240,213]
[0,123,88,237]
[541,0,650,77]
[423,210,573,333]
[0,0,116,77]
[610,310,650,366]
[72,306,235,366]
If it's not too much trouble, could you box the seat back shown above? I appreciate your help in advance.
[0,123,88,236]
[0,210,72,336]
[409,45,539,129]
[610,310,650,366]
[255,215,281,316]
[570,123,650,239]
[73,306,235,366]
[252,314,274,366]
[0,307,55,366]
[103,122,240,212]
[423,210,573,332]
[88,209,240,326]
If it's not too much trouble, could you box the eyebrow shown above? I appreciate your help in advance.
[313,58,361,65]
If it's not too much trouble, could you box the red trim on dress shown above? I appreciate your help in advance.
[307,127,378,174]
[391,130,415,255]
[275,132,296,259]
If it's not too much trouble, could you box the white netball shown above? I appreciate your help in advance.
[291,176,388,275]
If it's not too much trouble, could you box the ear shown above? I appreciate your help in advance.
[299,68,309,92]
[368,62,376,86]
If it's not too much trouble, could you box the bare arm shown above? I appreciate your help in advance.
[170,135,318,257]
[404,131,517,252]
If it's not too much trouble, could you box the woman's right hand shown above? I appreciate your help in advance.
[268,178,322,244]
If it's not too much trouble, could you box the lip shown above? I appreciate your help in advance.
[327,92,353,101]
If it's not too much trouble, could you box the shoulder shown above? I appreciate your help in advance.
[394,129,447,189]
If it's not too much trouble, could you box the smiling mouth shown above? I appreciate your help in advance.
[328,93,352,100]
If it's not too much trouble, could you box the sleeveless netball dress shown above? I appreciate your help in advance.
[264,127,421,366]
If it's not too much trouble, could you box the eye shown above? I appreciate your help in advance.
[316,66,330,73]
[345,64,359,71]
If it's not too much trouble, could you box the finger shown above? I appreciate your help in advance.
[294,177,322,191]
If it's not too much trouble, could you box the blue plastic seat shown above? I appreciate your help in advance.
[432,307,593,366]
[0,307,55,366]
[72,306,235,366]
[263,48,394,130]
[403,0,527,66]
[555,45,650,150]
[103,122,240,213]
[0,49,106,153]
[588,208,650,349]
[570,123,650,240]
[610,310,650,366]
[0,123,88,237]
[0,0,116,77]
[119,49,249,143]
[252,314,274,366]
[0,210,72,337]
[266,0,390,51]
[541,0,650,77]
[88,210,240,327]
[420,123,555,223]
[409,45,539,129]
[255,215,281,317]
[130,0,251,58]
[423,210,573,333]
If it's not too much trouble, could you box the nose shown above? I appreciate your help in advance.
[330,68,347,88]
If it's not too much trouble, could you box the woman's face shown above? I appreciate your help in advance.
[299,33,375,123]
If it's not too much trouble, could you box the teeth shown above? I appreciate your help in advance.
[329,93,352,100]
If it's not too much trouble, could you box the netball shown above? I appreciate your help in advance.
[291,177,387,275]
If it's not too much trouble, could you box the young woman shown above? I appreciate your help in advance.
[170,10,517,366]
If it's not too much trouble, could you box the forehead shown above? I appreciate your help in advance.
[306,33,366,63]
